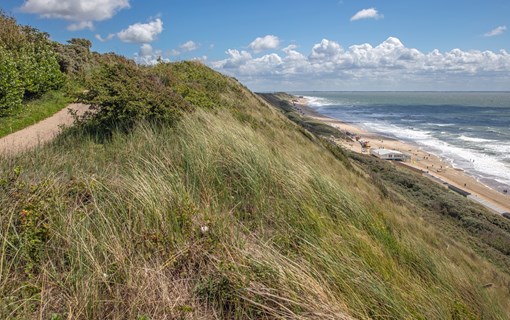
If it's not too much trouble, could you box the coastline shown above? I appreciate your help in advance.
[293,97,510,215]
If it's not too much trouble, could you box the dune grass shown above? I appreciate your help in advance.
[1,94,510,318]
[1,63,509,318]
[265,92,510,273]
[0,90,71,138]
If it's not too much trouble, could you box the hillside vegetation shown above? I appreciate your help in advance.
[262,93,510,272]
[1,58,510,318]
[0,12,93,137]
[0,12,63,113]
[1,15,510,320]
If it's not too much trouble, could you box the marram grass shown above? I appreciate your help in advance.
[1,103,509,319]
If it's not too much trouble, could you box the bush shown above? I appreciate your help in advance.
[77,56,191,134]
[0,47,23,113]
[0,13,64,112]
[54,38,92,75]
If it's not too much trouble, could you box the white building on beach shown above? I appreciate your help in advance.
[370,148,410,161]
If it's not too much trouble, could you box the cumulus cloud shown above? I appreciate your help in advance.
[310,39,344,61]
[213,49,252,69]
[168,49,181,56]
[282,44,298,53]
[249,35,280,53]
[139,43,153,56]
[484,25,507,37]
[67,21,93,31]
[210,37,510,90]
[134,44,168,65]
[167,41,200,57]
[95,33,115,42]
[351,8,383,21]
[117,18,163,43]
[179,40,199,52]
[20,0,129,30]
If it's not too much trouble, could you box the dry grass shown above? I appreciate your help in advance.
[1,71,510,319]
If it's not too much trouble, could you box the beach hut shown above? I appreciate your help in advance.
[370,148,410,161]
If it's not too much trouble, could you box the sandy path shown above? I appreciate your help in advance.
[293,98,510,214]
[0,103,90,156]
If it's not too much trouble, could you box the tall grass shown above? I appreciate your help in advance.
[1,100,509,318]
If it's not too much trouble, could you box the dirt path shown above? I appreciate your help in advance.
[0,103,90,156]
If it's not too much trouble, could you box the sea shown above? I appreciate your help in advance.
[293,91,510,192]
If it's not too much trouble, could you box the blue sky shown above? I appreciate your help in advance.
[3,0,510,91]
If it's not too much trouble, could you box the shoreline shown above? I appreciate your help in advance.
[292,97,510,215]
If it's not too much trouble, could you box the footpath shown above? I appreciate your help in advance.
[0,103,89,156]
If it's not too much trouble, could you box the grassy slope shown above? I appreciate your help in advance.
[263,92,510,272]
[0,91,71,138]
[1,63,510,319]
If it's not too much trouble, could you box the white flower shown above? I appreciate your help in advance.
[200,226,209,233]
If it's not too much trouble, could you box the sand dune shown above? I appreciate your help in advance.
[294,98,510,215]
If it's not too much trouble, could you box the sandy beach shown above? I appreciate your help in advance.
[292,97,510,215]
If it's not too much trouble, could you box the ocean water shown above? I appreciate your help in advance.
[293,91,510,192]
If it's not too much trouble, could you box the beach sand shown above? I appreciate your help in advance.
[292,97,510,214]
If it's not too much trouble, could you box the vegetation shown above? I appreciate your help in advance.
[259,92,348,139]
[1,58,510,318]
[267,92,510,272]
[0,90,70,138]
[0,12,64,114]
[1,13,510,319]
[349,151,510,270]
[76,57,190,134]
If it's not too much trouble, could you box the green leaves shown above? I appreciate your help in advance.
[77,55,191,134]
[0,47,24,113]
[0,13,64,113]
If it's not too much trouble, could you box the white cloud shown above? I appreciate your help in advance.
[20,0,129,30]
[212,49,253,69]
[249,35,280,53]
[117,18,163,43]
[351,8,383,21]
[139,43,153,56]
[179,41,199,52]
[95,33,115,42]
[168,49,181,56]
[192,56,208,62]
[310,39,344,61]
[167,41,200,57]
[484,25,507,37]
[134,44,168,65]
[209,37,510,91]
[282,44,298,53]
[67,21,93,31]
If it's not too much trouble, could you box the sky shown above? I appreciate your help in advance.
[3,0,510,91]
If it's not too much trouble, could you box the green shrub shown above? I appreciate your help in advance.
[17,44,64,98]
[77,56,191,134]
[0,13,64,112]
[54,38,92,75]
[0,47,23,113]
